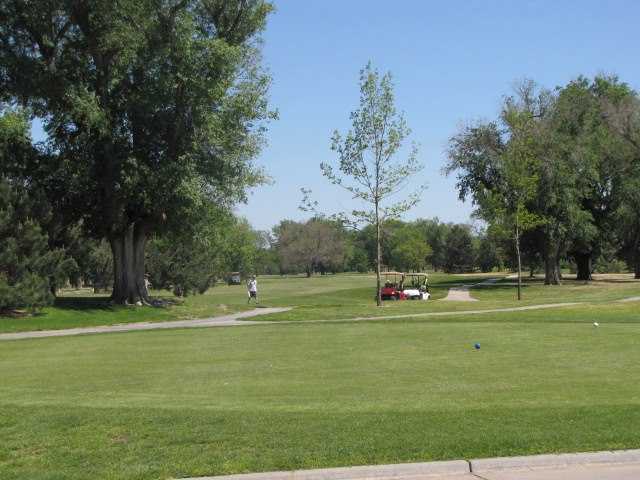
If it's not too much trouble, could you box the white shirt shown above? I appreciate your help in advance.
[248,280,257,292]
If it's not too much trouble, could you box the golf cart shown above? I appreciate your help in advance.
[227,272,242,285]
[380,272,407,300]
[379,272,430,301]
[402,273,430,300]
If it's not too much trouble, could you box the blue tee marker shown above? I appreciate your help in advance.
[474,343,481,350]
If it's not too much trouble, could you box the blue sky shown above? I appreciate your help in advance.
[234,0,640,230]
[29,1,640,231]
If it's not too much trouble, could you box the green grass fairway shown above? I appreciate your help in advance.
[2,304,640,479]
[1,272,493,333]
[2,274,640,479]
[3,272,640,333]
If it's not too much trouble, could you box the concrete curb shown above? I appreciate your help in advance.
[178,450,640,480]
[179,460,470,480]
[470,449,640,472]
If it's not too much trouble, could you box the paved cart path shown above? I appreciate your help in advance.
[0,307,291,341]
[181,449,640,480]
[441,277,501,302]
[183,463,640,480]
[441,285,478,301]
[0,302,582,341]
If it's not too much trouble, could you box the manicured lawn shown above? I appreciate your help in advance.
[2,308,640,479]
[0,272,494,333]
[2,274,640,479]
[1,273,640,332]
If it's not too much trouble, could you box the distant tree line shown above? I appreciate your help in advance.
[250,217,504,276]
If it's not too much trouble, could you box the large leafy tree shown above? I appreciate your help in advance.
[447,81,546,296]
[602,88,640,277]
[146,207,258,296]
[0,0,274,304]
[495,85,545,296]
[550,77,632,281]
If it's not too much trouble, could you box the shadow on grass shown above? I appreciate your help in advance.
[590,278,640,284]
[54,297,114,311]
[473,283,530,291]
[53,296,181,311]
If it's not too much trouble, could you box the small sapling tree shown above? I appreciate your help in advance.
[307,62,425,306]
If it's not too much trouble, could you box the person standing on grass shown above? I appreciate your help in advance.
[247,275,258,304]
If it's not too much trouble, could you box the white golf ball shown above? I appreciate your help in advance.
[593,322,599,327]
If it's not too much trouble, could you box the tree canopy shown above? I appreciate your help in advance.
[0,0,275,303]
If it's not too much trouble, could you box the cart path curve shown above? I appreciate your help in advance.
[441,277,501,302]
[0,307,290,341]
[441,285,478,301]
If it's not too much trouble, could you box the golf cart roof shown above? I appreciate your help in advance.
[404,272,428,277]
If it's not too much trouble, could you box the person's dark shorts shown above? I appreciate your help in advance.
[249,291,257,298]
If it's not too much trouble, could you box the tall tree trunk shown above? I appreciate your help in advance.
[544,245,561,285]
[575,252,592,281]
[556,259,563,281]
[634,235,640,280]
[109,222,150,305]
[375,203,382,307]
[515,218,522,301]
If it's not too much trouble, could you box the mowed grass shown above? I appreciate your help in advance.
[5,272,639,333]
[2,273,640,478]
[2,306,640,479]
[0,273,492,333]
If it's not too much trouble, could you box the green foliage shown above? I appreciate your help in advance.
[388,224,432,272]
[0,1,275,234]
[444,224,475,273]
[147,208,260,296]
[413,218,449,271]
[345,245,371,273]
[476,233,503,273]
[446,76,640,285]
[446,81,545,280]
[1,1,275,302]
[274,218,347,275]
[339,217,503,274]
[604,91,640,277]
[309,62,426,303]
[86,240,114,292]
[0,180,74,312]
[320,62,424,225]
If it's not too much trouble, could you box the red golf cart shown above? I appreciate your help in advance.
[380,272,408,300]
[379,272,430,301]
